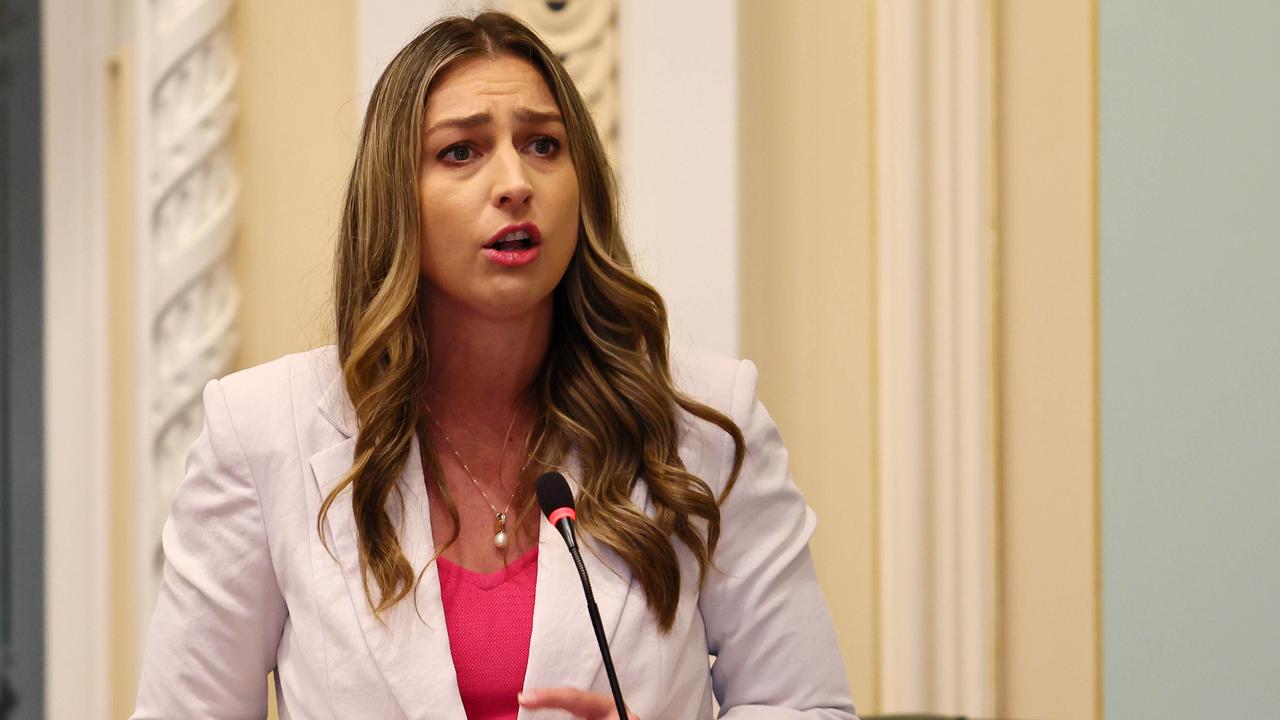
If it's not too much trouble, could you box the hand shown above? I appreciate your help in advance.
[517,687,640,719]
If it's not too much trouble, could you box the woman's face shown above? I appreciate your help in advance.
[418,54,580,321]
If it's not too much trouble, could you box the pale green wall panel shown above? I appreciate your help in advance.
[1101,1,1280,717]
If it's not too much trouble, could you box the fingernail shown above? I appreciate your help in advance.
[517,691,533,704]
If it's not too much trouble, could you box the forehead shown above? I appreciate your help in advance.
[425,54,558,120]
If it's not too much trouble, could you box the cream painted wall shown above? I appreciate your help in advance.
[617,0,740,356]
[231,0,357,369]
[738,0,878,711]
[997,2,1099,719]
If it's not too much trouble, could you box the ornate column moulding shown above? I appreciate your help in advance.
[133,0,241,647]
[505,0,620,159]
[874,0,999,715]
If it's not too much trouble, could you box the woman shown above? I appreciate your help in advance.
[133,11,855,720]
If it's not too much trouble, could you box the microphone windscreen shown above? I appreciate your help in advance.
[536,471,575,517]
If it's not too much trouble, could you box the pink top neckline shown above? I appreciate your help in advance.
[437,544,539,720]
[437,545,540,590]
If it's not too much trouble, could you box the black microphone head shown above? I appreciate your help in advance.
[535,471,575,518]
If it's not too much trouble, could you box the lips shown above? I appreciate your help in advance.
[484,222,542,251]
[482,222,543,268]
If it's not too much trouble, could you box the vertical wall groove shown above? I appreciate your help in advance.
[875,0,998,714]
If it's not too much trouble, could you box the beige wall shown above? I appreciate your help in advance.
[231,0,357,370]
[738,0,879,709]
[996,2,1099,718]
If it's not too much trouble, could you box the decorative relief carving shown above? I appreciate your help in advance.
[151,29,236,190]
[136,0,240,600]
[506,0,620,158]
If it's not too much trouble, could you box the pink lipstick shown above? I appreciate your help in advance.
[482,222,542,267]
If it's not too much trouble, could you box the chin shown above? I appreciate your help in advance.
[423,252,570,321]
[470,284,557,321]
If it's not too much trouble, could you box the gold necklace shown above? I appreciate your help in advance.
[423,406,531,549]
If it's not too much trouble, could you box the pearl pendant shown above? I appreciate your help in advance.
[492,512,509,548]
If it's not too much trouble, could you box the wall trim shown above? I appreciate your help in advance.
[874,0,999,714]
[41,0,113,714]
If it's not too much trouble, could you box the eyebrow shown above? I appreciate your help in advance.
[425,107,565,137]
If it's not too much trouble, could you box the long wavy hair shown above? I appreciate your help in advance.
[320,11,745,631]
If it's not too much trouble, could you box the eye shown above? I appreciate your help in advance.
[529,137,561,157]
[438,144,474,163]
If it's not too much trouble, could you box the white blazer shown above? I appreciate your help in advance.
[132,345,857,720]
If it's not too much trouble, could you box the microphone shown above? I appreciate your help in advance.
[536,472,628,720]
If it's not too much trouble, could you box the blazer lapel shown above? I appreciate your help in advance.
[311,372,466,719]
[520,457,643,718]
[312,358,641,719]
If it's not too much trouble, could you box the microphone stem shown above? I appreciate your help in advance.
[568,543,628,719]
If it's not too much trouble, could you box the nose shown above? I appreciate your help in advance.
[491,144,533,209]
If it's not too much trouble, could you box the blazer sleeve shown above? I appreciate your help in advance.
[132,379,288,720]
[699,360,858,720]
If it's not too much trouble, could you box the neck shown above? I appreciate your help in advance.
[420,293,552,429]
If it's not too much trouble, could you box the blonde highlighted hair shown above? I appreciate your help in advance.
[321,11,744,631]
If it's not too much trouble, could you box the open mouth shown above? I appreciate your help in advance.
[488,232,534,251]
[485,223,542,252]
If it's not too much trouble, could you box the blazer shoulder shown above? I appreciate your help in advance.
[670,344,746,415]
[217,345,331,405]
[210,345,340,455]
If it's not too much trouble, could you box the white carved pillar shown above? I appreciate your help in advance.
[132,0,241,648]
[874,0,999,714]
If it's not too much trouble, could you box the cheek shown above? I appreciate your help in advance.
[418,184,469,268]
[554,176,582,240]
[417,207,438,271]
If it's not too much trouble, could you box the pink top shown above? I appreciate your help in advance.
[437,546,539,720]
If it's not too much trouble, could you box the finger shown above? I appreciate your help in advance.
[518,687,616,718]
